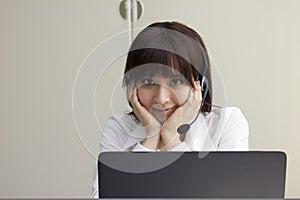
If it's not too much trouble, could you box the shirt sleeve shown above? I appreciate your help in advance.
[168,141,192,151]
[100,115,129,152]
[168,107,249,152]
[91,160,98,198]
[92,115,129,198]
[182,114,213,151]
[132,142,157,151]
[217,108,249,151]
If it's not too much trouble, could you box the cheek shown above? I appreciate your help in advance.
[137,88,152,109]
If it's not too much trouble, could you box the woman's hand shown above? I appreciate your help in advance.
[159,81,202,150]
[127,81,162,150]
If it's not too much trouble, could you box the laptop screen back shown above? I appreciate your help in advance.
[98,151,286,198]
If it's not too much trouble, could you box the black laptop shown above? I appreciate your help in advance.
[98,151,286,198]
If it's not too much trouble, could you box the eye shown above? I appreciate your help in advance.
[142,78,155,86]
[170,78,183,86]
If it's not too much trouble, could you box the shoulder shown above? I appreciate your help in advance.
[104,113,138,131]
[208,106,247,123]
[100,113,139,150]
[212,107,249,149]
[205,106,249,138]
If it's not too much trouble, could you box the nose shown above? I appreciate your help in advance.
[153,85,171,105]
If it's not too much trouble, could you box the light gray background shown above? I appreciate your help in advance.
[0,0,299,198]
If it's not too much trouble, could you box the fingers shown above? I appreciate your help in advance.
[193,80,202,109]
[130,87,148,125]
[127,80,145,113]
[130,86,145,116]
[129,85,162,137]
[168,81,202,125]
[129,85,158,126]
[182,81,202,110]
[126,79,135,101]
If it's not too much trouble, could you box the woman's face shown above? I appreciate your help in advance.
[136,73,191,124]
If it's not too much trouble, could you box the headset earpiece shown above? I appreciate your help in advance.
[194,75,206,92]
[201,76,207,92]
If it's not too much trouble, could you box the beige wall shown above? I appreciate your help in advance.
[0,0,299,197]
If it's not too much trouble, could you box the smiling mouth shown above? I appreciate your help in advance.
[151,107,175,115]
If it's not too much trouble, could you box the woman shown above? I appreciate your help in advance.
[92,21,249,197]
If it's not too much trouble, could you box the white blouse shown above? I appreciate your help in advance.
[91,107,249,198]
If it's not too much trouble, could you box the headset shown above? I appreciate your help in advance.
[177,72,221,135]
[177,45,222,135]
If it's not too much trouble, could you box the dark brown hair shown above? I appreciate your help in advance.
[123,21,212,113]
